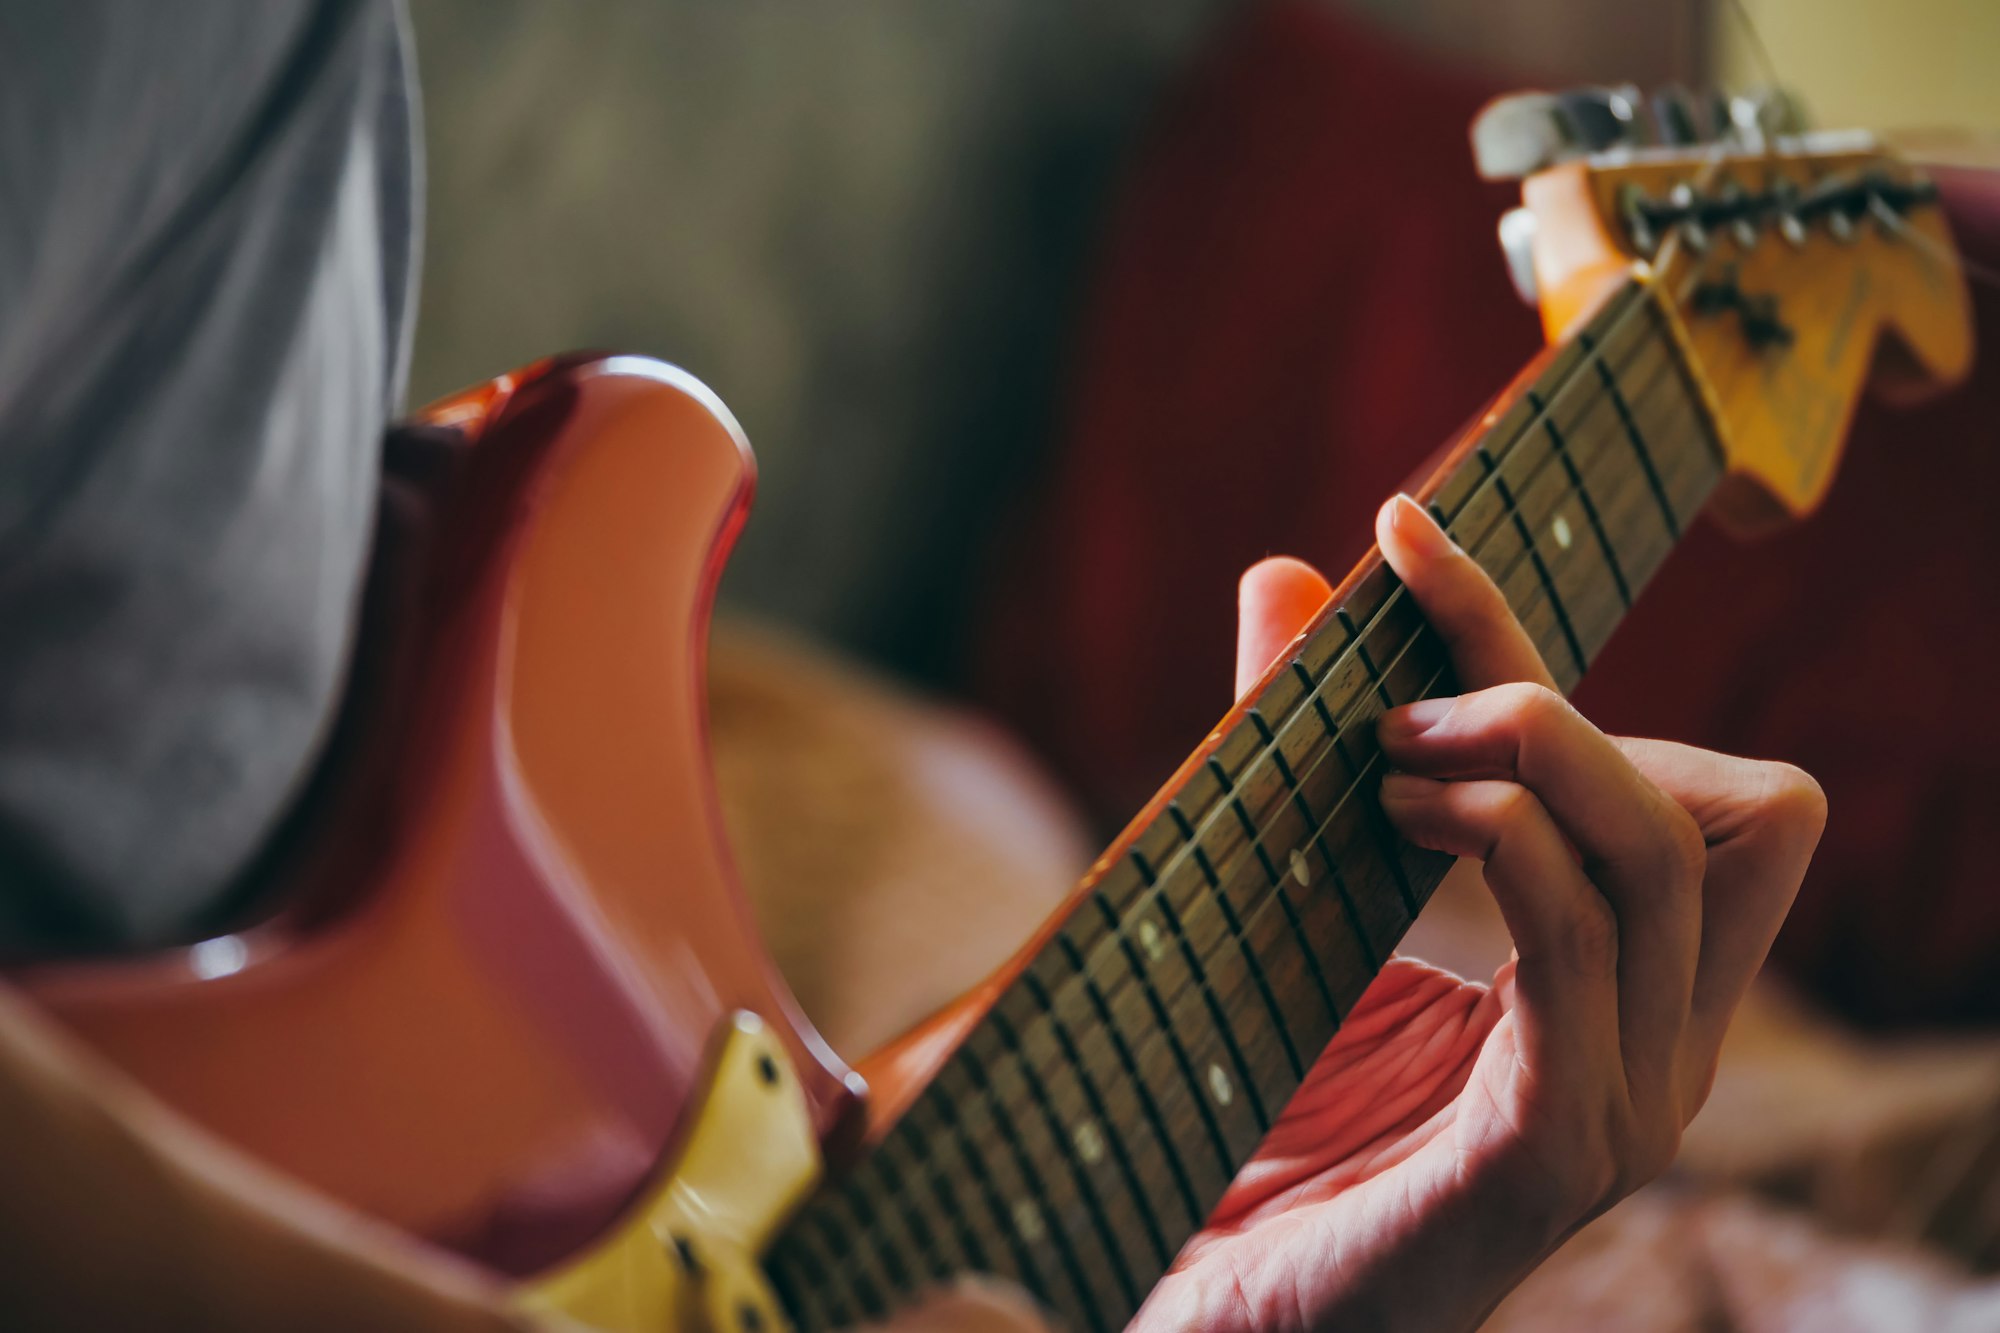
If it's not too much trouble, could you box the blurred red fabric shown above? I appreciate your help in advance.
[973,1,2000,1029]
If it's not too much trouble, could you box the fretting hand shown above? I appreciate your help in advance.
[880,494,1824,1333]
[1132,494,1826,1331]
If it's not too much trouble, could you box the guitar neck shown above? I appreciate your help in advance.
[765,278,1727,1332]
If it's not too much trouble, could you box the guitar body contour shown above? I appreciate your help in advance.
[12,356,856,1276]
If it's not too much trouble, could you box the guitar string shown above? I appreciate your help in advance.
[778,320,1694,1315]
[786,166,1947,1307]
[785,165,1951,1325]
[784,352,1699,1327]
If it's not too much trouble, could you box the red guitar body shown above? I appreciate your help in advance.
[13,357,854,1275]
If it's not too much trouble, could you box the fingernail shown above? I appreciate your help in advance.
[1381,696,1455,739]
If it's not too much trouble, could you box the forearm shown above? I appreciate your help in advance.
[0,984,536,1332]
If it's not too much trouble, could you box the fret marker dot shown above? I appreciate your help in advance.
[1013,1199,1046,1243]
[1208,1063,1234,1107]
[1551,513,1574,551]
[1138,918,1166,962]
[1289,847,1310,887]
[1074,1120,1105,1165]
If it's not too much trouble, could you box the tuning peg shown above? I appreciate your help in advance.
[1727,86,1811,146]
[1649,86,1701,146]
[1472,85,1653,180]
[1471,92,1570,180]
[1555,85,1646,151]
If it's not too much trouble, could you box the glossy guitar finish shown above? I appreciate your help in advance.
[14,356,857,1275]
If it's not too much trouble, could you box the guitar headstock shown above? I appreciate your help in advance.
[1476,85,1975,530]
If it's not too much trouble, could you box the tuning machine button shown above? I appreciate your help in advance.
[1555,85,1646,151]
[1472,84,1645,180]
[1497,207,1540,307]
[1650,85,1701,146]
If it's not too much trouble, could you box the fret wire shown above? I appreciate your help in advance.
[834,1169,918,1297]
[1241,705,1345,1025]
[986,1005,1146,1319]
[782,401,1712,1333]
[1093,884,1238,1182]
[1290,661,1389,972]
[1021,966,1180,1270]
[1067,297,1666,971]
[1125,852,1273,1143]
[891,1095,1002,1279]
[772,287,1716,1322]
[861,1127,959,1282]
[1178,783,1308,1082]
[835,338,1694,1211]
[769,1222,846,1333]
[1488,453,1590,677]
[1054,933,1208,1237]
[810,1193,894,1319]
[1333,607,1426,916]
[920,1064,1062,1307]
[822,357,1693,1244]
[1584,330,1681,538]
[956,1029,1114,1333]
[1532,391,1633,608]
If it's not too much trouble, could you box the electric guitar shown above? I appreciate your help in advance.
[10,88,1975,1331]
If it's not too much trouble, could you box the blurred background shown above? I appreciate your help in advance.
[405,2,2000,1324]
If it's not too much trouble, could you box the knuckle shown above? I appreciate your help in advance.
[1491,680,1569,729]
[1757,761,1829,841]
[1658,804,1708,886]
[1560,893,1620,978]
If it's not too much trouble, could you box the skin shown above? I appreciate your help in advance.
[0,494,1822,1331]
[898,495,1827,1331]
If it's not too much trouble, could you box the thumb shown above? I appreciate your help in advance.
[1235,556,1333,699]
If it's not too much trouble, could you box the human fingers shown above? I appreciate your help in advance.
[1235,556,1333,698]
[1379,684,1706,1104]
[1613,738,1825,1061]
[1375,494,1555,692]
[1378,775,1621,1079]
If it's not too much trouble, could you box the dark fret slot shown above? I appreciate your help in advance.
[1583,332,1682,539]
[1094,892,1241,1186]
[1287,677,1415,962]
[1334,608,1425,912]
[1064,965,1233,1213]
[1538,402,1633,609]
[966,1018,1137,1327]
[1498,420,1632,670]
[1540,350,1681,603]
[1493,457,1590,677]
[917,1068,1084,1326]
[766,280,1740,1332]
[1548,355,1717,607]
[771,1223,854,1333]
[831,1172,919,1298]
[881,1119,998,1276]
[1130,849,1273,1147]
[1013,971,1180,1278]
[1243,707,1359,1025]
[857,1132,961,1283]
[898,1094,1037,1293]
[1056,935,1209,1238]
[804,1189,895,1320]
[1181,783,1308,1082]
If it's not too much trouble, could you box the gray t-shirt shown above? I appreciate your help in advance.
[0,0,417,950]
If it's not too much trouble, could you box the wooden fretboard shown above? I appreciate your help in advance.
[764,279,1726,1332]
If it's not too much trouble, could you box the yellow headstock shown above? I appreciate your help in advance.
[1479,90,1974,531]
